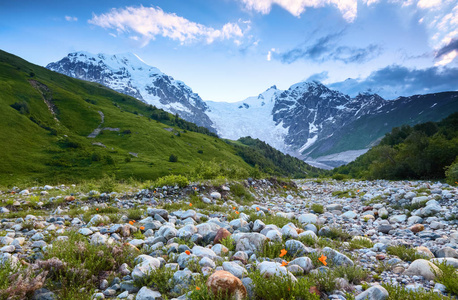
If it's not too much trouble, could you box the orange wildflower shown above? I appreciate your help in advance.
[129,221,134,225]
[140,226,145,230]
[283,185,287,188]
[96,208,99,211]
[279,249,287,258]
[235,211,239,214]
[357,189,360,193]
[281,261,288,267]
[195,286,201,291]
[318,254,327,266]
[189,203,193,207]
[233,207,236,210]
[256,207,260,211]
[185,250,191,255]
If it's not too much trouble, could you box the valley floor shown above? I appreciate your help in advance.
[0,178,457,300]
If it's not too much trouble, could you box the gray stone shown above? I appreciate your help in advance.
[323,247,354,266]
[435,247,458,258]
[298,213,317,224]
[355,285,389,300]
[289,257,313,273]
[135,287,161,300]
[342,211,357,219]
[232,233,267,252]
[403,259,441,280]
[222,261,248,278]
[285,240,309,257]
[210,192,222,199]
[326,204,343,211]
[388,214,407,223]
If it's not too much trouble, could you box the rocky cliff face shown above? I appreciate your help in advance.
[47,52,215,130]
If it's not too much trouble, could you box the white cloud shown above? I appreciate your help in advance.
[238,0,358,22]
[417,0,442,9]
[65,16,78,22]
[267,48,276,61]
[435,50,457,66]
[89,6,248,46]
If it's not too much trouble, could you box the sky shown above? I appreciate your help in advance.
[0,0,457,102]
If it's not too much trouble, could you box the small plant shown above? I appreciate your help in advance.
[154,174,189,188]
[230,183,253,204]
[127,208,143,220]
[256,241,288,259]
[311,203,324,214]
[386,245,429,262]
[433,260,458,296]
[250,270,320,300]
[169,154,178,162]
[332,265,370,285]
[332,173,346,181]
[348,237,374,250]
[220,236,235,252]
[321,226,352,241]
[308,269,338,294]
[134,267,175,294]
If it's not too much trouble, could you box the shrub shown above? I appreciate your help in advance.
[98,174,118,193]
[134,267,175,294]
[311,203,324,214]
[332,265,370,285]
[332,173,346,180]
[386,245,429,262]
[10,101,30,114]
[434,260,458,296]
[127,208,143,220]
[256,240,288,260]
[250,271,319,300]
[321,226,352,241]
[220,236,235,252]
[169,154,178,162]
[91,152,102,162]
[445,159,458,185]
[197,149,203,154]
[348,237,374,250]
[155,174,189,188]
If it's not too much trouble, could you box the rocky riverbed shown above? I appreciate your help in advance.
[0,178,457,300]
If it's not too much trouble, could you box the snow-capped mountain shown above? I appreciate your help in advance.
[46,52,215,130]
[47,52,458,169]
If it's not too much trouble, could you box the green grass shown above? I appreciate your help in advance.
[331,189,356,198]
[220,236,235,251]
[0,50,318,185]
[311,203,324,214]
[434,261,458,296]
[42,231,136,298]
[386,245,430,262]
[249,271,320,300]
[134,266,175,294]
[348,237,374,250]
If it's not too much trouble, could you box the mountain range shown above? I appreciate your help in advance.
[0,49,321,184]
[47,52,458,169]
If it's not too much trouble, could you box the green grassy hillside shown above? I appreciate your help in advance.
[333,112,458,182]
[0,50,320,185]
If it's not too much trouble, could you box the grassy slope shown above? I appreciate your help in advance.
[0,50,257,185]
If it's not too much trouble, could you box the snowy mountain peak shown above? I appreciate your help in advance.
[47,51,215,130]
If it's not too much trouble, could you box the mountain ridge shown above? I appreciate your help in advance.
[47,51,458,169]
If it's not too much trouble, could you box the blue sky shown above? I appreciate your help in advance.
[0,0,457,102]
